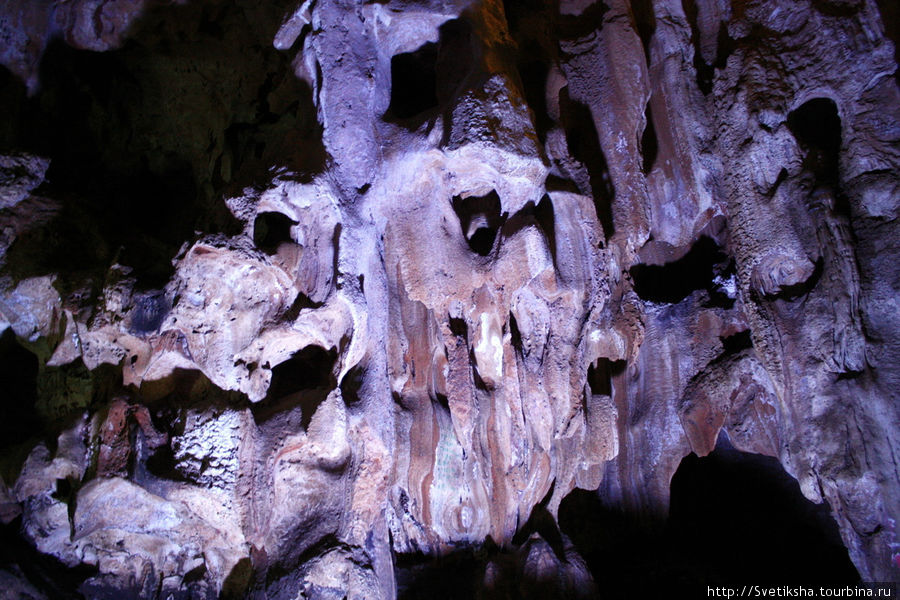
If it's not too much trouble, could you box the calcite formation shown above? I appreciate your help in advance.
[0,0,897,597]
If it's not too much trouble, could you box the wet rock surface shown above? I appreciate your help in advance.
[0,0,897,597]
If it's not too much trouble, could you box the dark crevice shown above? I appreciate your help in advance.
[267,346,337,397]
[630,236,730,304]
[386,18,473,129]
[511,503,565,561]
[435,19,474,107]
[667,435,859,584]
[559,88,615,239]
[640,99,659,175]
[720,329,752,354]
[387,42,439,120]
[263,535,344,595]
[788,97,842,188]
[281,290,323,323]
[339,365,365,406]
[253,211,296,255]
[449,316,468,339]
[1,1,319,290]
[515,54,553,144]
[253,346,337,429]
[630,0,657,64]
[451,191,505,257]
[129,291,171,335]
[501,0,556,142]
[144,442,191,484]
[534,194,557,264]
[500,194,555,264]
[555,2,611,41]
[682,0,711,94]
[703,259,737,309]
[587,358,625,397]
[395,546,487,600]
[509,312,523,359]
[544,173,580,193]
[812,0,863,17]
[874,0,900,84]
[0,329,40,451]
[559,435,859,596]
[680,0,734,95]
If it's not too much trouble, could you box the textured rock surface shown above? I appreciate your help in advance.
[0,0,897,597]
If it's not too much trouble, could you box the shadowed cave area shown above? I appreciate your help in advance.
[0,0,898,598]
[559,437,859,598]
[393,437,859,599]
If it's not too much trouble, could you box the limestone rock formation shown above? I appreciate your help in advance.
[0,0,897,597]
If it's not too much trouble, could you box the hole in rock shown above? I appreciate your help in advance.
[268,346,337,398]
[587,358,625,397]
[555,2,612,40]
[511,34,553,145]
[254,346,337,430]
[395,548,484,600]
[130,291,170,335]
[874,0,900,81]
[630,236,729,304]
[559,89,615,239]
[1,0,324,289]
[560,436,858,596]
[451,191,505,257]
[704,259,737,309]
[631,0,657,62]
[681,0,734,95]
[720,329,752,354]
[681,0,711,94]
[640,99,659,174]
[668,436,858,583]
[509,312,523,357]
[434,19,474,106]
[145,442,191,484]
[253,211,296,254]
[788,97,842,186]
[0,330,40,450]
[449,316,468,339]
[388,43,439,120]
[340,365,365,406]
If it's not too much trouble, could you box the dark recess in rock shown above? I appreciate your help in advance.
[587,358,625,397]
[253,211,296,254]
[640,99,659,175]
[559,89,615,239]
[560,436,858,597]
[388,43,439,120]
[452,191,505,257]
[720,330,753,354]
[667,436,859,583]
[434,19,474,106]
[631,0,657,63]
[681,0,736,95]
[516,54,553,145]
[130,291,171,335]
[253,346,337,429]
[0,330,39,450]
[630,237,729,304]
[787,98,854,219]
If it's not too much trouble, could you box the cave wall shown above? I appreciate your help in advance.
[0,0,898,597]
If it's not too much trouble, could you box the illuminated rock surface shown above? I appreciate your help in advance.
[0,0,897,597]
